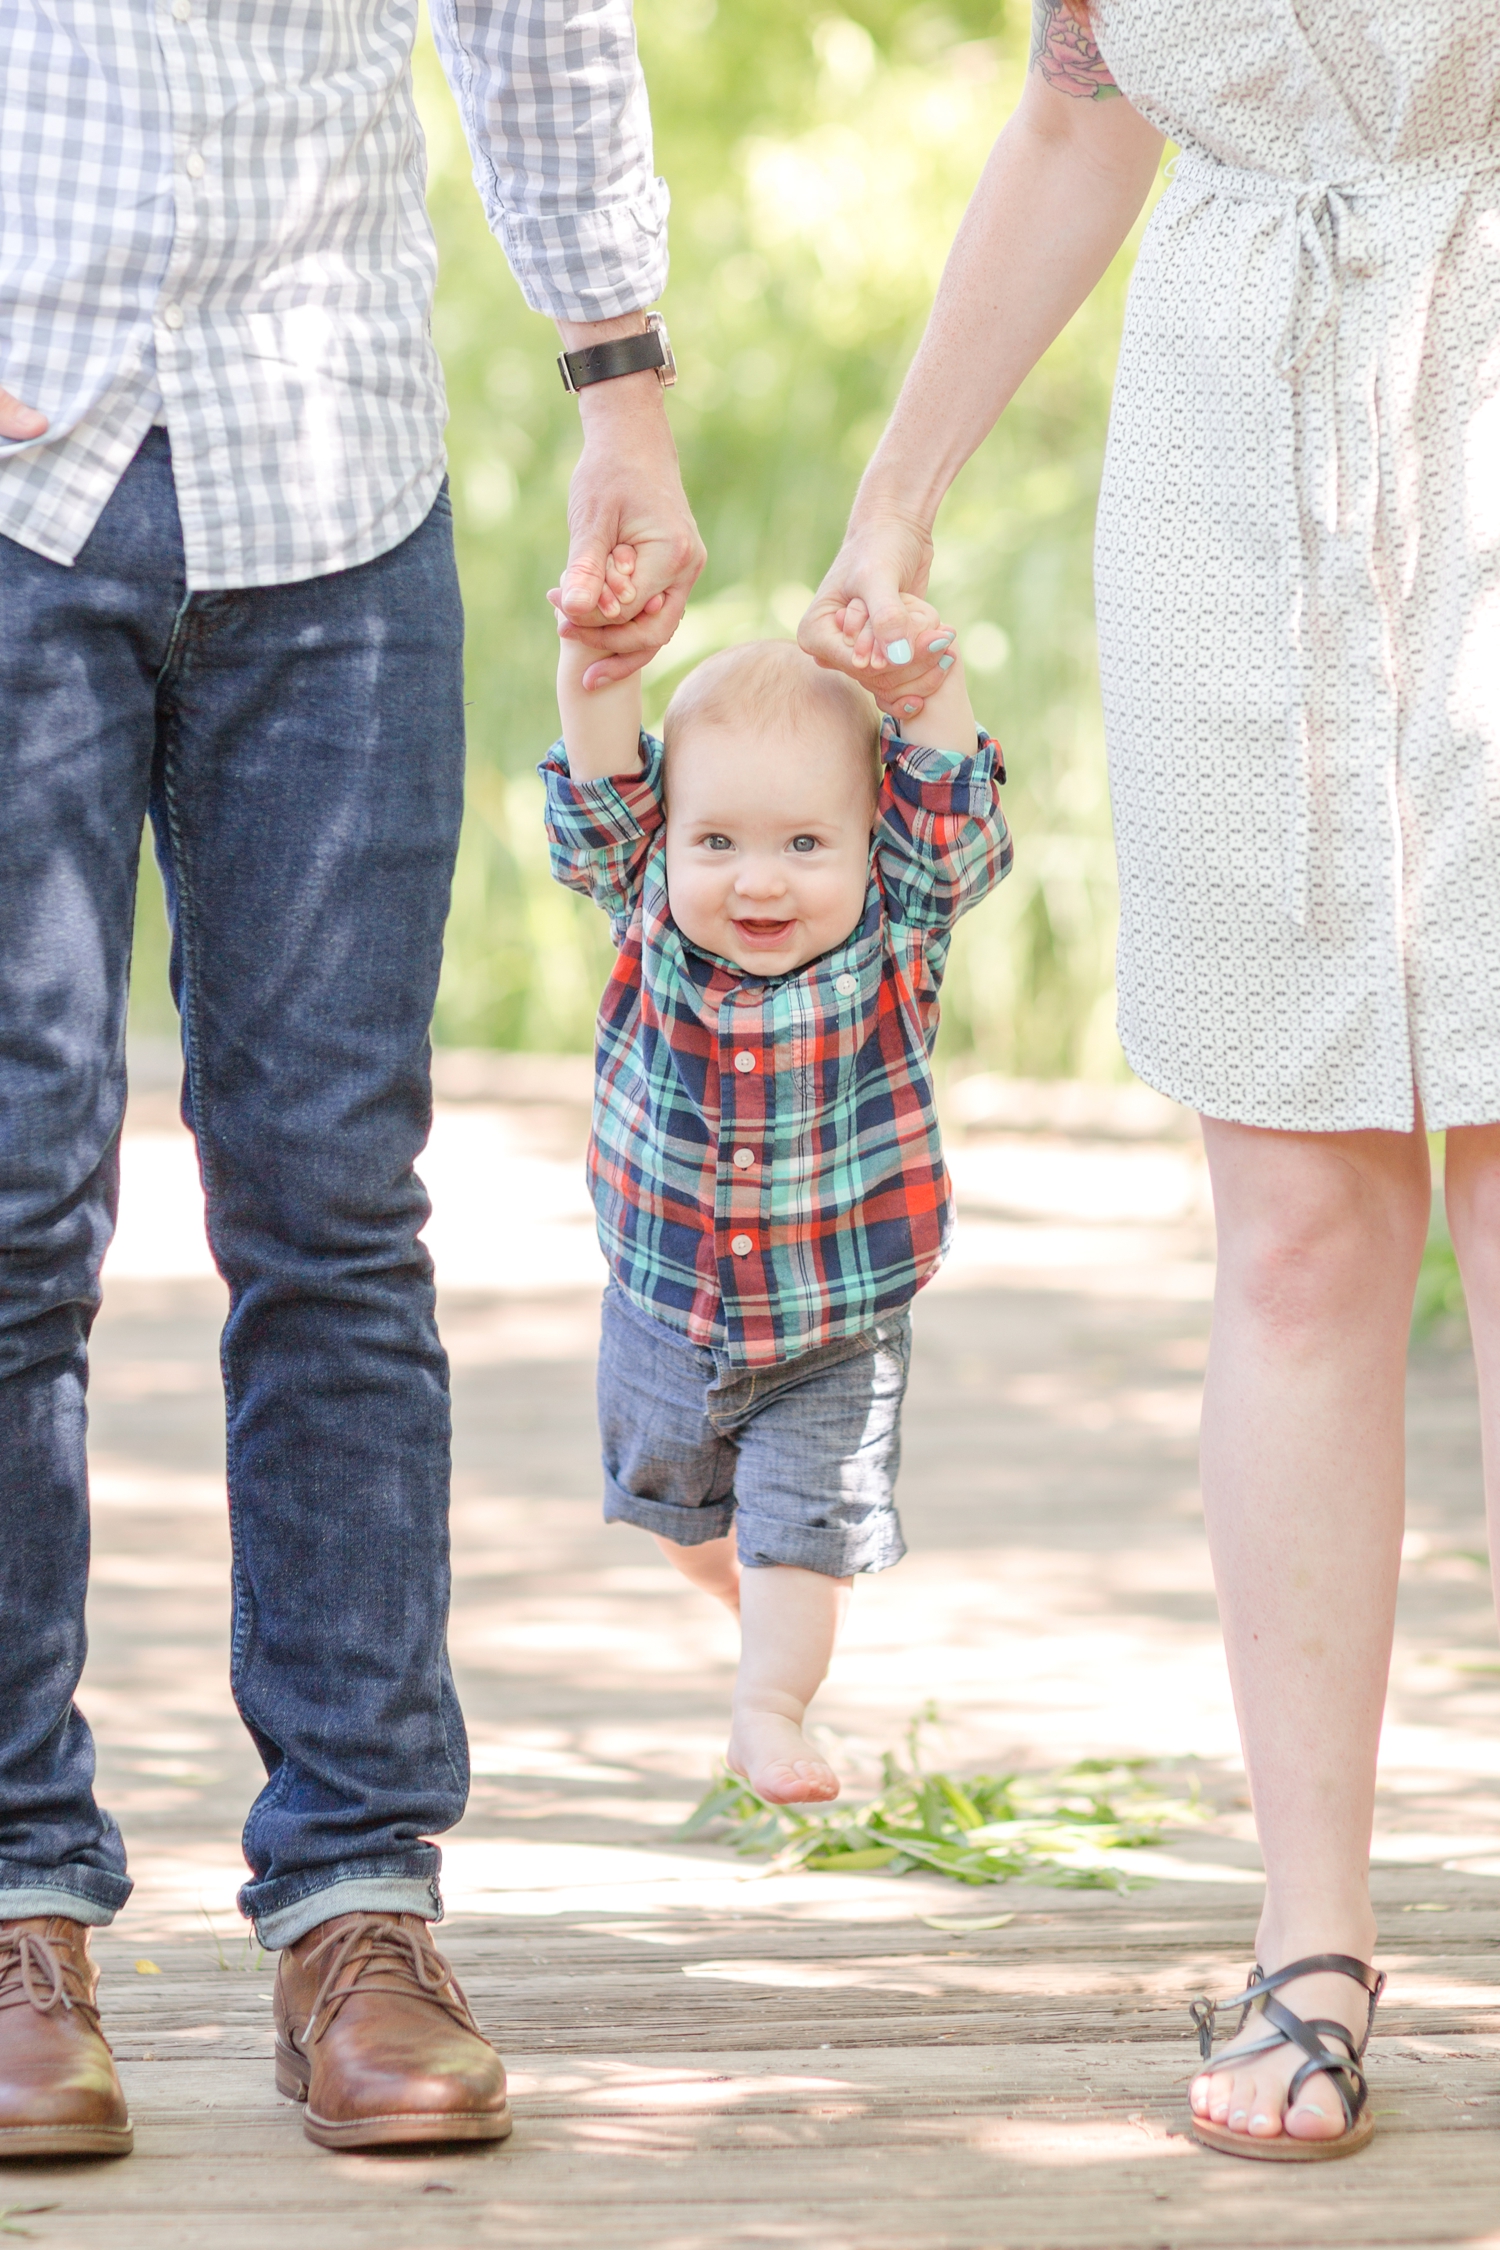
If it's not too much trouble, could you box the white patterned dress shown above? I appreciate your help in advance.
[1091,3,1500,1132]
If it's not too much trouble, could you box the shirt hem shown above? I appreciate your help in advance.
[180,458,447,592]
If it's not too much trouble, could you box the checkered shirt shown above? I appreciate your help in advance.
[542,724,1012,1367]
[0,0,667,589]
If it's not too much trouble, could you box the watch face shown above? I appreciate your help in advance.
[647,312,677,388]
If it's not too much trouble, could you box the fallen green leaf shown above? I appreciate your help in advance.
[920,1913,1016,1933]
[677,1712,1202,1891]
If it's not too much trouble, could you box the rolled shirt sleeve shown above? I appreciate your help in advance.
[874,726,1012,931]
[430,0,670,320]
[541,733,667,934]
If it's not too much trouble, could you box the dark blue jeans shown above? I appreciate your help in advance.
[0,431,469,1946]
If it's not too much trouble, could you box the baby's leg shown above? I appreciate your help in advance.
[721,1311,911,1805]
[652,1529,741,1615]
[726,1566,851,1803]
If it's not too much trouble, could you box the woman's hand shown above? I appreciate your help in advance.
[799,512,952,716]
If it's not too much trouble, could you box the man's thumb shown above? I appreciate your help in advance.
[0,387,48,442]
[558,536,609,619]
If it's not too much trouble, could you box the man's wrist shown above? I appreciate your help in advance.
[556,310,652,353]
[572,367,671,423]
[556,312,674,405]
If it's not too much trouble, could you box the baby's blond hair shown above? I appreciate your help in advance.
[662,639,881,793]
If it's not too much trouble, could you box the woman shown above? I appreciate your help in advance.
[800,0,1500,2162]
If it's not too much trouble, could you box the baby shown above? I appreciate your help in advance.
[542,569,1010,1803]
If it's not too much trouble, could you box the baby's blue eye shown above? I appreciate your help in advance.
[702,833,733,851]
[789,835,819,854]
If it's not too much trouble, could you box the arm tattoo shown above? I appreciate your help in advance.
[1028,0,1121,99]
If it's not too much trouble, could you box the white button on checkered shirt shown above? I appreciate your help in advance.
[0,0,668,590]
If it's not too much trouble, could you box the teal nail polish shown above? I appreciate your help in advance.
[884,638,912,665]
[903,700,920,714]
[928,633,954,653]
[938,654,955,671]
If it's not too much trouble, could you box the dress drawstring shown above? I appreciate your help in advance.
[1168,145,1491,930]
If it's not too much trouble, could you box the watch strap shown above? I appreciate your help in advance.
[557,326,669,394]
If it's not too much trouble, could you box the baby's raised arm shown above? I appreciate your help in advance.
[556,547,648,781]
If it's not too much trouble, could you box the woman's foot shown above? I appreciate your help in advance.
[727,1707,839,1803]
[1189,1960,1375,2144]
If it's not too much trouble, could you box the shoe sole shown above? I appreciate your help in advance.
[0,2122,133,2159]
[1191,2108,1374,2162]
[276,2040,513,2150]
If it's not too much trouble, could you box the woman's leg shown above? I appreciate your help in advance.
[1190,1118,1430,2142]
[1439,1125,1500,1572]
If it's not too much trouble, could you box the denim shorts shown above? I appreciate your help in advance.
[597,1282,910,1577]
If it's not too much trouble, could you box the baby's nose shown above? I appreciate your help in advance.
[736,862,786,897]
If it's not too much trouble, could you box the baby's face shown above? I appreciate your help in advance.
[663,715,875,976]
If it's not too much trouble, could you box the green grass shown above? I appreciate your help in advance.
[678,1708,1200,1890]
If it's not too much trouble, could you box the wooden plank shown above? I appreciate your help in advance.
[6,2045,1500,2250]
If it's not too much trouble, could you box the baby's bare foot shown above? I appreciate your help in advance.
[727,1711,840,1804]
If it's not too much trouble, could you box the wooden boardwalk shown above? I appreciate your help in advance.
[9,1059,1500,2247]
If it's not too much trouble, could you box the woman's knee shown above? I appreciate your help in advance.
[1204,1123,1429,1342]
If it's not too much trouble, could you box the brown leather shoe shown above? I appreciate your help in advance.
[274,1912,511,2149]
[0,1919,132,2158]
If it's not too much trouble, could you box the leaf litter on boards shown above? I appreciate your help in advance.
[677,1705,1204,1892]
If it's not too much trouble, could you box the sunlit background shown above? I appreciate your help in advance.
[128,0,1152,1083]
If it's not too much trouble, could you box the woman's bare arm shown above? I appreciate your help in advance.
[799,2,1162,696]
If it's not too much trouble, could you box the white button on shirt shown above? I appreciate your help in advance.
[835,974,859,997]
[730,1235,754,1257]
[732,1149,755,1169]
[0,3,669,589]
[733,1052,756,1073]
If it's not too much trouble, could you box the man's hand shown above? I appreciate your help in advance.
[549,314,705,690]
[0,385,47,441]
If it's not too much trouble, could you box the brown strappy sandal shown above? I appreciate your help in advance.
[1188,1952,1386,2161]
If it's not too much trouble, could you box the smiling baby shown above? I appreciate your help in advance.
[541,579,1011,1804]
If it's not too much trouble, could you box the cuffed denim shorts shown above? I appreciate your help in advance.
[597,1281,910,1576]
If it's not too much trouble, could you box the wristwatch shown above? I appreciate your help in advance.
[557,311,677,395]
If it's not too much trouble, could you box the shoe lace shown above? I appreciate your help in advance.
[300,1916,479,2048]
[0,1929,100,2028]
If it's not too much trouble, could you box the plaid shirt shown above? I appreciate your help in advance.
[542,725,1011,1367]
[0,0,666,588]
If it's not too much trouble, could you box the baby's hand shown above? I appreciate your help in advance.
[548,542,666,630]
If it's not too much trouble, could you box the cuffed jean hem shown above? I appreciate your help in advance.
[737,1514,908,1576]
[0,1867,132,1924]
[250,1873,445,1952]
[603,1469,737,1547]
[241,1847,444,1950]
[0,1889,123,1926]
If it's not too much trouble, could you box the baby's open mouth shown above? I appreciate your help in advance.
[734,918,795,943]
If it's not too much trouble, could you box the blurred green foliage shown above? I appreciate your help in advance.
[135,0,1153,1074]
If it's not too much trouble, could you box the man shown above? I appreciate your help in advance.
[0,0,702,2158]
